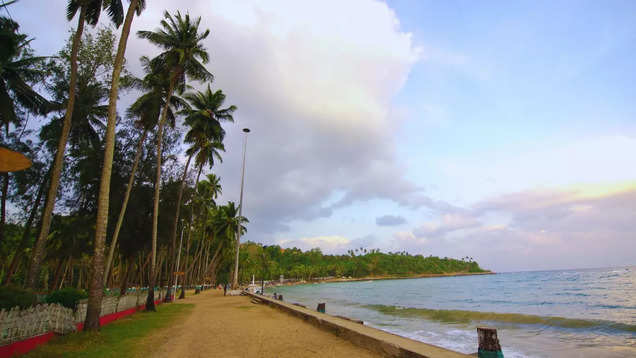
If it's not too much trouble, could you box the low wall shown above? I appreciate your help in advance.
[0,289,167,357]
[247,293,471,358]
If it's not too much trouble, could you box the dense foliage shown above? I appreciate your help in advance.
[45,287,88,310]
[0,286,37,310]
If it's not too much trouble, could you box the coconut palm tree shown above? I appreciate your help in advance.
[0,20,51,131]
[103,57,187,286]
[212,201,248,284]
[167,86,235,285]
[137,10,213,311]
[27,0,124,290]
[0,7,53,246]
[86,0,148,330]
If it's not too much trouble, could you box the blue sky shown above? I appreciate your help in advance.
[11,0,636,271]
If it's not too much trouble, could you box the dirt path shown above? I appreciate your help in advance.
[143,289,380,358]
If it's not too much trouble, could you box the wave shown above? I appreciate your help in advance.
[363,304,636,333]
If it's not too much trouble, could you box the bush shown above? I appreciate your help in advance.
[0,286,37,310]
[45,288,88,310]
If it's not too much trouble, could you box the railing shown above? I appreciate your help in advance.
[0,288,167,347]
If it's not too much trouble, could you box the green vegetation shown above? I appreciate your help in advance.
[234,242,486,283]
[45,288,88,310]
[0,286,37,310]
[0,0,245,321]
[24,303,194,358]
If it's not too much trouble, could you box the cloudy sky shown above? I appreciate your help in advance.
[12,0,636,272]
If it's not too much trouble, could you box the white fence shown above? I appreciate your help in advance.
[0,288,167,346]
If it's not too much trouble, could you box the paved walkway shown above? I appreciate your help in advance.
[144,289,379,358]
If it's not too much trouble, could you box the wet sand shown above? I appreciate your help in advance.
[142,289,380,358]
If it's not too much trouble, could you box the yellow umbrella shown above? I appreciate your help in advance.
[0,147,32,172]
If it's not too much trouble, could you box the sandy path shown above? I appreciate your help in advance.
[144,289,380,358]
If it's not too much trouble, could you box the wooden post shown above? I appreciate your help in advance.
[317,302,326,313]
[477,327,503,358]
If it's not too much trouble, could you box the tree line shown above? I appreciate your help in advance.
[238,242,486,283]
[0,0,246,330]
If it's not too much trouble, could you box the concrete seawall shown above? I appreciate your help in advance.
[246,293,471,358]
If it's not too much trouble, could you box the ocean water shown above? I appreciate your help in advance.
[267,267,635,357]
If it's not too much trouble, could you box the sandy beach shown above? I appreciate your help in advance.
[141,289,380,358]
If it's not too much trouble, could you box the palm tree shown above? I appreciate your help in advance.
[0,10,52,245]
[102,57,187,287]
[27,0,124,289]
[183,174,221,287]
[167,86,235,287]
[84,0,148,331]
[137,11,213,311]
[0,19,51,130]
[212,202,248,285]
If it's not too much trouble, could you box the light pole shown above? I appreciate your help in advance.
[232,128,250,288]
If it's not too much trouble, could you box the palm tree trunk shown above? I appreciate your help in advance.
[27,8,85,289]
[84,0,140,331]
[2,167,48,285]
[58,257,71,289]
[166,152,192,300]
[103,128,147,285]
[187,241,205,281]
[177,163,203,298]
[51,258,65,290]
[147,74,178,312]
[179,223,191,299]
[201,240,210,283]
[0,173,8,246]
[119,259,130,296]
[206,242,223,283]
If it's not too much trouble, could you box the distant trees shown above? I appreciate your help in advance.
[236,242,487,283]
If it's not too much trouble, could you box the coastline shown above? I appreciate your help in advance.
[270,271,495,288]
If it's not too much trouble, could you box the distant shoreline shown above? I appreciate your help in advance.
[270,271,495,287]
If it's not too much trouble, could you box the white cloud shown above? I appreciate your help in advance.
[125,0,424,238]
[278,235,351,252]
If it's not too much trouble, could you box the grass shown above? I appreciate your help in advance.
[25,303,194,358]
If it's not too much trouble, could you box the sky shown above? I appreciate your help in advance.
[10,0,636,272]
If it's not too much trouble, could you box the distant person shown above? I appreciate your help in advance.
[223,283,228,296]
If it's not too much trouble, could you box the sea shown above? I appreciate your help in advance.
[267,267,635,357]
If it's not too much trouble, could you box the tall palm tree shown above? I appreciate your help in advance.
[167,86,235,288]
[103,57,186,286]
[137,11,213,311]
[85,0,147,331]
[27,0,124,289]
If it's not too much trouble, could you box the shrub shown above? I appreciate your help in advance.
[45,288,88,310]
[0,286,37,310]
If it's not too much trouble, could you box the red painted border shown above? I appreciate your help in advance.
[0,332,54,357]
[1,299,164,357]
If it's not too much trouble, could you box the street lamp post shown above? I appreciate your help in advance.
[232,128,250,288]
